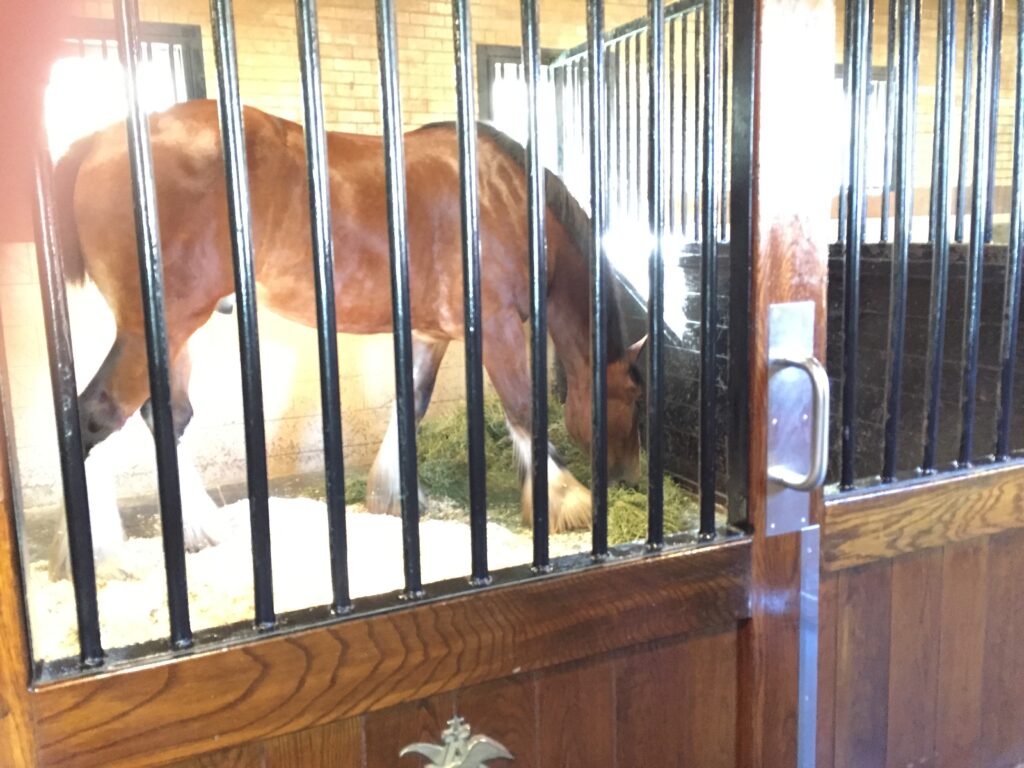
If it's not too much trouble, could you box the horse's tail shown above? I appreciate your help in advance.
[52,134,95,286]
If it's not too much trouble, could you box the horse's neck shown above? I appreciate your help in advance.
[546,247,592,389]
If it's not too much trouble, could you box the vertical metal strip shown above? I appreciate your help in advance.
[985,0,1003,243]
[588,0,610,559]
[646,0,666,548]
[681,14,689,238]
[668,18,677,234]
[995,0,1024,458]
[375,0,424,597]
[115,0,193,648]
[520,0,550,571]
[699,0,720,539]
[635,32,644,221]
[720,0,730,239]
[796,525,821,768]
[694,10,702,237]
[841,0,871,489]
[882,0,918,481]
[295,0,351,614]
[882,0,898,243]
[209,0,275,629]
[839,0,853,245]
[625,37,633,220]
[959,0,995,466]
[451,0,490,585]
[956,0,976,243]
[922,0,956,472]
[32,155,104,667]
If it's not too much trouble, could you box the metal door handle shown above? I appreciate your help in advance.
[767,355,829,491]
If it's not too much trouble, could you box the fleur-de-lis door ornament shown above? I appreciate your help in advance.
[400,716,514,768]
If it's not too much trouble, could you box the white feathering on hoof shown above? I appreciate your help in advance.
[509,424,592,533]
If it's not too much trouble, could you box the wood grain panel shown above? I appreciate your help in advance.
[823,464,1024,571]
[885,549,942,768]
[455,674,538,768]
[833,563,891,768]
[164,744,265,768]
[263,717,362,768]
[537,659,614,767]
[31,540,750,768]
[980,528,1024,767]
[364,694,453,768]
[615,639,688,767]
[816,571,839,768]
[934,539,988,768]
[679,630,738,768]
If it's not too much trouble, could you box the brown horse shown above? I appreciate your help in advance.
[53,99,643,555]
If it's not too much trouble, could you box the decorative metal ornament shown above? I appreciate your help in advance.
[400,716,513,768]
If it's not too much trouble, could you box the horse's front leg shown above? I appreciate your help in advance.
[366,334,449,516]
[482,312,591,534]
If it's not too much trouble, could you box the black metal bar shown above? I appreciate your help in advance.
[922,0,956,472]
[520,0,550,571]
[587,0,609,559]
[841,0,871,489]
[32,154,104,668]
[863,0,875,245]
[624,35,633,219]
[450,0,489,585]
[694,10,702,237]
[294,0,350,614]
[115,0,192,647]
[728,0,754,524]
[985,0,1003,243]
[995,0,1024,458]
[956,0,976,243]
[838,0,853,245]
[719,0,729,239]
[882,0,919,481]
[699,0,720,538]
[209,0,275,629]
[555,65,566,178]
[681,14,688,237]
[881,0,898,243]
[615,40,625,219]
[560,0,702,59]
[635,33,643,219]
[959,0,995,466]
[669,17,677,234]
[646,0,666,549]
[375,0,424,596]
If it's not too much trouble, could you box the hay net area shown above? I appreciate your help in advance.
[24,399,707,665]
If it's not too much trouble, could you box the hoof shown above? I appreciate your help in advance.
[521,471,593,533]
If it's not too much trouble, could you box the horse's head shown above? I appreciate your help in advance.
[563,337,645,486]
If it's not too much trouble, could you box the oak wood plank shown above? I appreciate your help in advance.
[163,744,265,768]
[615,639,688,768]
[455,674,537,767]
[833,562,891,768]
[263,717,362,768]
[980,528,1024,767]
[678,630,738,768]
[364,693,453,768]
[885,549,942,768]
[934,538,988,768]
[31,540,750,768]
[816,570,839,768]
[537,658,614,767]
[823,463,1024,571]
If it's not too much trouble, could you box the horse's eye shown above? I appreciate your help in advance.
[628,364,644,387]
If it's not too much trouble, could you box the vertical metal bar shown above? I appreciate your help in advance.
[681,14,689,237]
[115,0,192,647]
[956,0,976,242]
[841,0,871,489]
[881,0,898,242]
[625,36,633,220]
[839,0,853,245]
[32,155,104,668]
[295,0,350,614]
[882,0,919,481]
[209,0,275,629]
[646,0,666,548]
[635,32,643,219]
[694,10,702,237]
[959,0,995,466]
[588,0,609,559]
[616,41,625,220]
[720,0,730,238]
[995,0,1024,458]
[375,0,424,596]
[555,65,566,178]
[520,0,550,571]
[669,17,677,234]
[985,0,1003,243]
[699,0,720,538]
[451,0,489,585]
[169,44,180,102]
[922,0,956,472]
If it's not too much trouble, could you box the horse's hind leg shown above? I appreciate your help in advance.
[140,348,220,552]
[482,312,591,533]
[367,334,449,516]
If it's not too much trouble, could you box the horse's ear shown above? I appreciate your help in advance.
[626,335,648,364]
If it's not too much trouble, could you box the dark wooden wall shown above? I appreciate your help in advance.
[817,466,1024,768]
[164,627,739,768]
